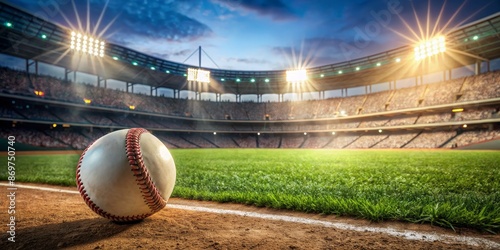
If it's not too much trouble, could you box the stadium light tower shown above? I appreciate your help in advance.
[414,36,445,60]
[186,46,211,83]
[70,31,105,57]
[286,69,307,83]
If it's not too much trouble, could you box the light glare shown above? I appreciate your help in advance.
[187,68,211,83]
[69,31,105,57]
[286,69,307,83]
[415,36,446,60]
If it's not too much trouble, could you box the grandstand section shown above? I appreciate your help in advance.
[0,2,499,150]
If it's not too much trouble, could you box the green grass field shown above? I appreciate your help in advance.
[1,149,499,232]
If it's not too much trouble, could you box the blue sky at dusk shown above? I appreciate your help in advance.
[3,0,500,71]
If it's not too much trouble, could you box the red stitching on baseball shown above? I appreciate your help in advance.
[125,128,167,214]
[76,128,166,222]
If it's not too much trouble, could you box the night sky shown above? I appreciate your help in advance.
[3,0,500,71]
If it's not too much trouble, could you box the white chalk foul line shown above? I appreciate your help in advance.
[169,204,500,249]
[0,183,79,194]
[2,183,499,249]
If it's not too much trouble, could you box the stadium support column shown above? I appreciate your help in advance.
[443,69,451,81]
[256,80,260,102]
[26,59,38,75]
[64,68,76,83]
[416,74,423,85]
[199,46,201,68]
[475,61,481,75]
[126,82,133,93]
[97,76,106,88]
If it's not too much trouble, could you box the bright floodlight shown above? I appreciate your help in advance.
[414,36,445,60]
[187,68,211,83]
[286,69,307,82]
[70,31,105,57]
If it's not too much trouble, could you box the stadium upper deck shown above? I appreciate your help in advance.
[1,2,500,96]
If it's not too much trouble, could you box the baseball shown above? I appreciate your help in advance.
[76,128,176,222]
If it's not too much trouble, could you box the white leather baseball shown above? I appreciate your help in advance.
[76,128,176,221]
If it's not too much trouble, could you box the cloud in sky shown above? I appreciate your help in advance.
[10,0,213,42]
[213,0,298,21]
[116,1,212,42]
[227,57,271,65]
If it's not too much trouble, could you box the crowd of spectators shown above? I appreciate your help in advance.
[15,106,60,121]
[403,131,456,148]
[358,119,389,128]
[386,85,426,111]
[458,71,500,102]
[455,108,495,121]
[1,99,497,137]
[386,116,418,126]
[417,113,453,124]
[371,133,419,149]
[345,134,389,149]
[257,134,281,148]
[207,134,239,148]
[84,114,115,126]
[300,135,332,149]
[233,134,257,148]
[422,78,463,106]
[2,124,499,149]
[0,105,22,119]
[44,130,91,149]
[0,67,30,94]
[444,129,500,148]
[155,134,198,148]
[80,128,107,141]
[280,134,306,148]
[1,67,499,121]
[323,134,359,148]
[181,134,217,148]
[360,91,391,114]
[2,66,500,149]
[0,128,68,148]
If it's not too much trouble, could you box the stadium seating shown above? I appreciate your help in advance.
[1,66,499,149]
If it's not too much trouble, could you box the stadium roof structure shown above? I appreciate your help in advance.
[1,2,500,95]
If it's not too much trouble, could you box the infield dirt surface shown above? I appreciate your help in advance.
[0,183,499,250]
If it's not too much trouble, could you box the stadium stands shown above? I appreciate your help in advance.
[0,57,499,150]
[1,67,499,120]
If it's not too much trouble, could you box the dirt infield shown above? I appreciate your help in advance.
[0,183,499,249]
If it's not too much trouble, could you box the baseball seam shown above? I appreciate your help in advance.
[125,128,167,213]
[76,128,166,221]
